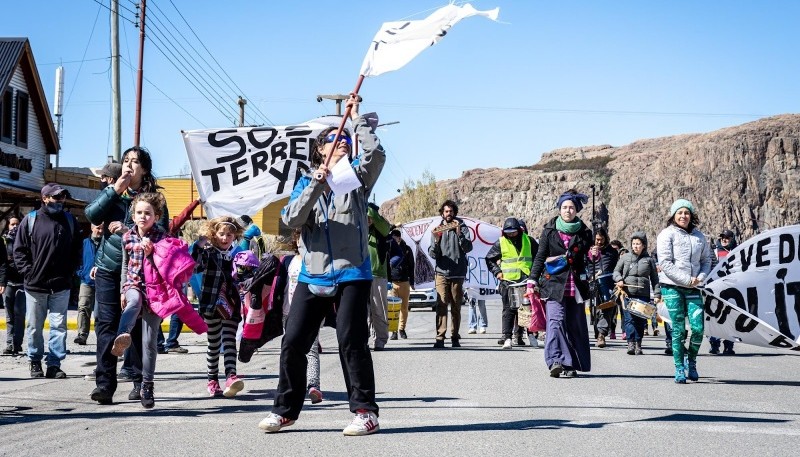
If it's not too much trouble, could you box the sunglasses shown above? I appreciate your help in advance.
[324,133,352,145]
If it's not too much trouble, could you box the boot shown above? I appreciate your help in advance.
[626,341,635,355]
[674,366,687,384]
[140,381,155,408]
[596,334,606,348]
[687,360,699,381]
[129,382,142,401]
[635,340,644,355]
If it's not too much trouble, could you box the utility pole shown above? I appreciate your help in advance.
[111,0,121,161]
[237,96,247,127]
[316,94,350,115]
[133,0,147,147]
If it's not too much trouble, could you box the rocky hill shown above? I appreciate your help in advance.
[380,114,800,242]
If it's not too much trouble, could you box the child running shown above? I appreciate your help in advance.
[111,192,168,409]
[192,216,244,398]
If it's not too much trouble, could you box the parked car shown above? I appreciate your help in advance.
[408,287,437,311]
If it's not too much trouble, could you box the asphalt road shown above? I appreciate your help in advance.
[2,301,799,456]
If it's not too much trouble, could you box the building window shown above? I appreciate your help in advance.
[0,88,12,144]
[15,91,28,148]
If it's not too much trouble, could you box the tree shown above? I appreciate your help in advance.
[394,169,446,224]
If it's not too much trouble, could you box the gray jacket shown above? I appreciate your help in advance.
[428,217,473,279]
[613,251,661,300]
[656,224,712,287]
[281,114,385,285]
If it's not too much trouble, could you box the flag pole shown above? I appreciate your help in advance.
[313,74,366,181]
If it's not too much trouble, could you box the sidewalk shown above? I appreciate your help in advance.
[0,308,190,333]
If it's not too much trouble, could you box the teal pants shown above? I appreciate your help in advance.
[662,285,704,368]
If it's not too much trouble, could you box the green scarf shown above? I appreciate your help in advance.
[556,216,582,234]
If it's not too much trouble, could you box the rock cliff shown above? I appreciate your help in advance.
[381,114,800,242]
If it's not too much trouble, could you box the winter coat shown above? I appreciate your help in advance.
[656,224,713,288]
[13,209,81,293]
[78,237,100,286]
[388,240,415,286]
[191,243,242,320]
[281,114,385,286]
[612,251,661,300]
[143,237,207,334]
[367,205,391,278]
[2,233,20,286]
[529,216,593,302]
[428,217,473,279]
[586,245,619,278]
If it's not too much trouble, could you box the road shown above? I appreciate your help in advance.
[1,301,799,456]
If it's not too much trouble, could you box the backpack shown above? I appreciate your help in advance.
[27,210,77,238]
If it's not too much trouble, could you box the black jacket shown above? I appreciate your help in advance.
[388,240,415,286]
[13,210,81,293]
[529,216,593,302]
[586,245,619,278]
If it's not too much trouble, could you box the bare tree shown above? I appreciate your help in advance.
[394,169,446,225]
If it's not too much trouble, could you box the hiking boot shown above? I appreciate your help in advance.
[389,332,398,340]
[514,335,525,346]
[308,387,323,404]
[45,366,67,379]
[722,348,736,356]
[258,413,295,433]
[74,335,87,345]
[501,339,512,350]
[223,374,244,397]
[129,382,142,401]
[597,334,606,348]
[207,379,223,397]
[111,333,132,357]
[399,329,408,339]
[90,387,113,405]
[635,341,644,355]
[467,328,477,334]
[343,409,380,436]
[167,346,189,354]
[549,362,563,378]
[451,338,461,348]
[30,361,44,378]
[433,340,445,349]
[627,341,635,355]
[687,361,699,381]
[674,366,687,384]
[709,346,720,355]
[140,382,155,409]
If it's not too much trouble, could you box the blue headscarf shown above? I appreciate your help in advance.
[555,191,589,213]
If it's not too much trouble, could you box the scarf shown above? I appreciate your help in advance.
[556,216,582,234]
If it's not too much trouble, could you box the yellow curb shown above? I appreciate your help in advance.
[0,321,192,333]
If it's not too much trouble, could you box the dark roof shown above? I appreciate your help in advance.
[0,37,60,154]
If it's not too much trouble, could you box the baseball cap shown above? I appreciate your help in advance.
[719,229,735,239]
[100,162,122,180]
[41,183,68,198]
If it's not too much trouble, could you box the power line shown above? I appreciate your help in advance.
[88,0,137,25]
[65,2,104,115]
[39,56,110,66]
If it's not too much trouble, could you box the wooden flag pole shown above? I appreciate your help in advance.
[313,74,366,181]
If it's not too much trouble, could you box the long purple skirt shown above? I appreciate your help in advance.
[544,296,591,372]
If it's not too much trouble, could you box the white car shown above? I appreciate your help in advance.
[408,287,437,311]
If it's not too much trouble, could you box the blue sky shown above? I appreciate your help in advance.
[3,1,799,205]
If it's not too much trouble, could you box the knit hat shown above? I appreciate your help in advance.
[669,199,695,216]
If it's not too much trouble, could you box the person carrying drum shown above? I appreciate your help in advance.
[587,228,619,347]
[485,217,535,349]
[612,232,660,355]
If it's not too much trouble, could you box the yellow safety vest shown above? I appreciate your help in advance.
[500,235,532,281]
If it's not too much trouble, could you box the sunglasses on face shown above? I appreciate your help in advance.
[324,133,352,145]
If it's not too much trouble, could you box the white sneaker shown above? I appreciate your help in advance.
[343,410,380,436]
[479,328,487,334]
[258,413,295,433]
[467,328,477,334]
[502,339,512,350]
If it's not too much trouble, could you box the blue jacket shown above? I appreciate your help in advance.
[79,237,100,286]
[238,224,262,251]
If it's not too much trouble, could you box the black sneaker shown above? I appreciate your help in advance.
[451,339,461,348]
[2,345,13,356]
[30,361,44,378]
[389,332,398,340]
[90,387,113,405]
[45,366,67,379]
[74,335,88,345]
[140,382,155,409]
[129,382,142,401]
[433,340,445,349]
[664,347,673,356]
[514,336,526,346]
[399,330,407,339]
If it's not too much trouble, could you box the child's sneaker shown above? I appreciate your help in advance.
[223,374,244,397]
[207,379,223,397]
[308,387,323,404]
[259,413,295,432]
[111,333,132,357]
[343,409,380,436]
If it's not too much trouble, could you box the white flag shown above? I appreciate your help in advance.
[360,3,499,77]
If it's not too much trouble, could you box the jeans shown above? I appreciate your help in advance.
[25,289,70,367]
[165,314,184,349]
[468,297,488,330]
[273,280,377,420]
[119,289,143,335]
[76,283,95,338]
[4,283,25,350]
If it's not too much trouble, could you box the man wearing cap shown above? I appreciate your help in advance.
[709,229,738,355]
[14,183,81,378]
[99,162,122,186]
[485,217,534,349]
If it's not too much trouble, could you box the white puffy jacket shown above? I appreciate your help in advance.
[656,224,712,287]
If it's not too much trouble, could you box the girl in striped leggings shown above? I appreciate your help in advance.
[191,217,244,397]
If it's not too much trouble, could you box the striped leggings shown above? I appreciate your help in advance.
[204,316,238,380]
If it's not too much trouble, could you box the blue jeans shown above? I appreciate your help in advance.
[118,289,143,335]
[25,289,70,367]
[4,284,26,350]
[165,314,183,349]
[468,298,488,330]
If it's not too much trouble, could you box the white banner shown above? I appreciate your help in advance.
[360,3,500,77]
[702,290,800,350]
[182,116,349,218]
[704,225,800,346]
[399,216,501,297]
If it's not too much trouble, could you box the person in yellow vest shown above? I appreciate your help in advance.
[485,218,535,349]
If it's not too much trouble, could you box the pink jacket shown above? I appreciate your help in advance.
[143,237,207,334]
